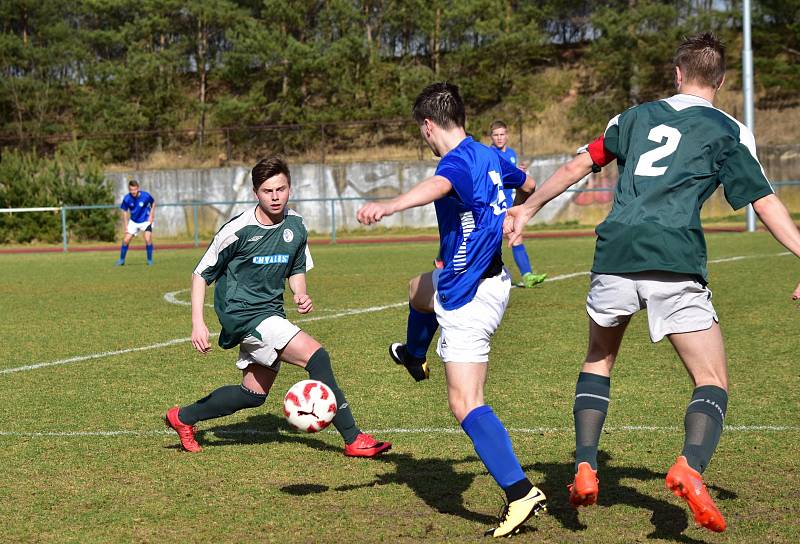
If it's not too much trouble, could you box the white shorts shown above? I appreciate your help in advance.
[236,316,301,371]
[586,272,718,343]
[126,219,152,236]
[432,267,511,363]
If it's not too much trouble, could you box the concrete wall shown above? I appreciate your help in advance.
[106,145,800,237]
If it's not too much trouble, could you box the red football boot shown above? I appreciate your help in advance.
[164,406,202,453]
[343,433,391,458]
[665,456,726,533]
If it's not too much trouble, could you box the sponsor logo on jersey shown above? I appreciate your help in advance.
[282,229,294,243]
[252,254,289,265]
[246,235,263,242]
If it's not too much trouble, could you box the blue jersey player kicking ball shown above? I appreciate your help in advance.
[116,179,155,266]
[489,120,546,288]
[165,156,391,459]
[357,83,546,538]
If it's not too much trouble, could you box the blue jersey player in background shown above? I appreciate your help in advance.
[116,179,155,266]
[357,83,547,538]
[489,120,546,288]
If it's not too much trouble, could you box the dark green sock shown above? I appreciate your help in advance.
[682,385,727,473]
[305,348,360,444]
[178,384,267,425]
[573,372,611,471]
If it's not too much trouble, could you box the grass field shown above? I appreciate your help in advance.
[0,232,797,543]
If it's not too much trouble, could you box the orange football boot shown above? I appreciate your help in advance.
[665,456,726,532]
[568,461,599,507]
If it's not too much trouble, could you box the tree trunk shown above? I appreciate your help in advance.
[433,6,441,75]
[281,23,289,96]
[628,0,640,104]
[365,2,374,65]
[197,16,207,147]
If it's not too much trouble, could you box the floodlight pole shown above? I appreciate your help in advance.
[743,0,757,232]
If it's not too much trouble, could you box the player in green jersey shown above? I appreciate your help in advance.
[506,33,800,533]
[165,156,391,458]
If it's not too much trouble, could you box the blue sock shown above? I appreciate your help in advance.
[146,244,153,261]
[461,405,527,489]
[406,303,438,360]
[119,244,129,261]
[512,244,532,275]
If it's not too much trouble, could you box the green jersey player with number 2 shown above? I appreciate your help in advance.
[506,33,800,533]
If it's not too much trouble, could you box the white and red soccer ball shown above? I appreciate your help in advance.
[283,380,337,433]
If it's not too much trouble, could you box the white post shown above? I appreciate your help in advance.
[743,0,757,232]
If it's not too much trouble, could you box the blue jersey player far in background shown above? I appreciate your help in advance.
[357,83,547,538]
[489,120,546,288]
[116,179,155,266]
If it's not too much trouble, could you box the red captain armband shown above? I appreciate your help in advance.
[586,135,615,168]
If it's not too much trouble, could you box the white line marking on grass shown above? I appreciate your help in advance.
[512,252,791,288]
[163,289,200,307]
[4,251,790,376]
[0,337,208,375]
[546,271,591,282]
[294,302,406,323]
[1,303,406,375]
[163,288,391,313]
[1,424,797,439]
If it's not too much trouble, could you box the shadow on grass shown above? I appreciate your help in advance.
[331,452,501,526]
[195,412,342,454]
[528,450,736,543]
[180,416,734,540]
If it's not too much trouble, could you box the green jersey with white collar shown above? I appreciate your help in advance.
[586,94,774,282]
[194,208,313,349]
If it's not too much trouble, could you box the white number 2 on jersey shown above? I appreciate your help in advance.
[633,124,682,177]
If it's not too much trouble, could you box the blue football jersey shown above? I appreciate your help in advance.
[434,137,526,310]
[120,191,155,223]
[491,146,519,204]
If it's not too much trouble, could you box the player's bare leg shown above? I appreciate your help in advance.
[570,318,629,507]
[443,361,486,423]
[282,331,391,457]
[278,331,322,369]
[445,362,546,537]
[390,272,437,381]
[665,323,728,532]
[241,363,278,395]
[668,323,728,390]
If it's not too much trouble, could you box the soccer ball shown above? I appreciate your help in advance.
[283,380,337,433]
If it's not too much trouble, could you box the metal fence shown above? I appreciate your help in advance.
[2,180,797,253]
[0,196,396,252]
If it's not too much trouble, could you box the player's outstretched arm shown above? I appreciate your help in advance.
[190,273,212,353]
[149,201,156,224]
[752,194,800,301]
[356,175,452,225]
[505,152,595,246]
[288,273,313,314]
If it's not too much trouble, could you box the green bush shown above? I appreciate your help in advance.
[0,143,115,244]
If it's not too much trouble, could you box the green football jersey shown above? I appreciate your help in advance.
[588,94,774,281]
[193,208,313,349]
